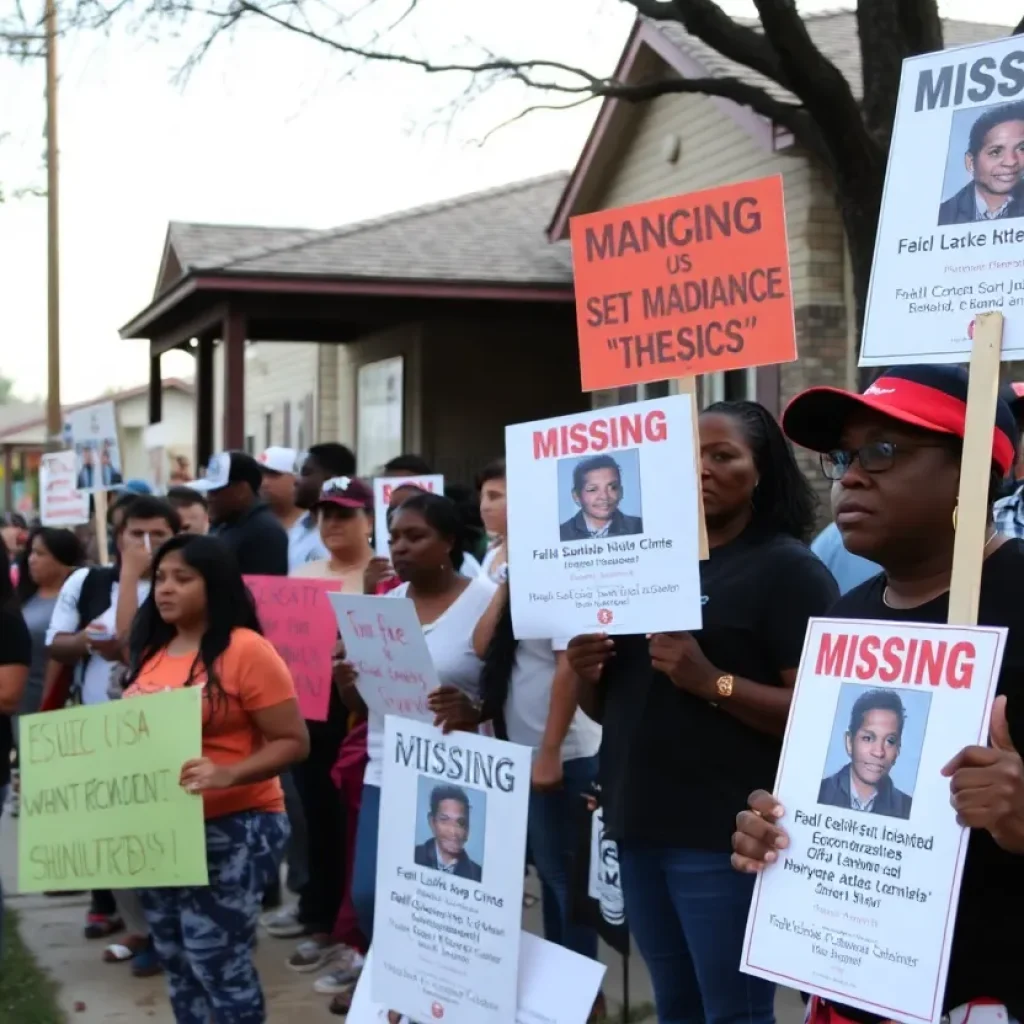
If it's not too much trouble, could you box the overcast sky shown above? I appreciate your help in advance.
[0,0,1013,401]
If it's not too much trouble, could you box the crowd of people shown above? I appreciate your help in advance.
[1,364,1023,1024]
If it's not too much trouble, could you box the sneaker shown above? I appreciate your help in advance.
[261,905,305,939]
[288,938,342,973]
[313,951,366,993]
[84,913,124,940]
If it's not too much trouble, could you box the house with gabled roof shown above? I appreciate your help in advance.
[120,174,584,482]
[549,10,1008,482]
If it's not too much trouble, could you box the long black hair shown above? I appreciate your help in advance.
[704,399,818,542]
[390,492,466,571]
[16,526,85,603]
[126,534,261,708]
[479,591,515,738]
[0,543,16,612]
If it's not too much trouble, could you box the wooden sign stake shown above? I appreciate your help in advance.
[94,488,110,567]
[677,377,710,560]
[947,311,1004,627]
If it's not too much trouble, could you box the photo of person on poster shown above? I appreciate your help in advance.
[558,451,644,542]
[818,686,921,820]
[938,100,1024,225]
[413,782,484,882]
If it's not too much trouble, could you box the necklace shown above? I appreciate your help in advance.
[882,530,999,609]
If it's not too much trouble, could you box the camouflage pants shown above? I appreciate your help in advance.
[140,811,290,1024]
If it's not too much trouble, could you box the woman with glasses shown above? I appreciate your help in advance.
[566,401,838,1024]
[732,364,1024,1024]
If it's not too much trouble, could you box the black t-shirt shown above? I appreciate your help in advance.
[829,540,1024,1019]
[598,525,840,850]
[0,606,32,788]
[213,501,289,577]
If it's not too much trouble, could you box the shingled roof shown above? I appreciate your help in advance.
[158,173,572,296]
[655,10,1009,105]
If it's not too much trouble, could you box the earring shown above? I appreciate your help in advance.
[952,501,958,531]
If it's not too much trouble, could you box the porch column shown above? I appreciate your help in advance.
[148,347,163,425]
[196,336,214,470]
[222,310,246,451]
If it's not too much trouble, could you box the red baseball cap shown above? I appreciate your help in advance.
[782,364,1019,477]
[315,476,373,511]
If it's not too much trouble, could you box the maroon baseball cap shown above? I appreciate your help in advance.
[315,475,373,511]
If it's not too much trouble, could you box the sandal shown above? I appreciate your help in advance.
[328,990,354,1016]
[85,913,124,940]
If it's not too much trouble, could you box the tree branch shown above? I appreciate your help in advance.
[623,0,794,93]
[895,0,943,54]
[1015,12,1024,34]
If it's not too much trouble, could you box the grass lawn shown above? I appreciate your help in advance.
[0,908,64,1023]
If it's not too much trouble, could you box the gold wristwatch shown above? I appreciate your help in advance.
[715,674,735,699]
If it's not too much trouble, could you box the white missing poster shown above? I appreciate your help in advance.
[505,395,702,639]
[39,451,89,527]
[349,936,606,1024]
[64,401,123,493]
[374,716,531,1024]
[862,36,1024,365]
[373,474,445,557]
[329,593,439,723]
[741,618,1006,1024]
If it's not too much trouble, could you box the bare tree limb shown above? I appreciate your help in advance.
[1015,12,1024,34]
[895,0,943,53]
[474,96,595,144]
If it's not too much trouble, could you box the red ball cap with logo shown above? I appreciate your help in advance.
[782,364,1020,477]
[315,475,373,511]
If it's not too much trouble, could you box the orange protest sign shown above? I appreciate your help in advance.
[569,176,796,392]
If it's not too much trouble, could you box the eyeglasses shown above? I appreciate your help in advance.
[820,441,951,481]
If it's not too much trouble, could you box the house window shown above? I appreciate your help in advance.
[702,369,757,408]
[283,401,292,447]
[245,434,256,455]
[264,411,273,448]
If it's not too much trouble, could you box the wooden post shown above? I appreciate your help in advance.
[947,311,1004,626]
[94,488,109,567]
[677,377,709,560]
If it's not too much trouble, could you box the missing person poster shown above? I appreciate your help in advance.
[569,175,796,391]
[505,395,702,638]
[64,400,123,493]
[862,36,1024,365]
[329,593,440,723]
[374,474,445,556]
[349,935,606,1024]
[741,618,1006,1024]
[374,716,531,1024]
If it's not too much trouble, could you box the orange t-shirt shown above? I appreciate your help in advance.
[124,628,297,820]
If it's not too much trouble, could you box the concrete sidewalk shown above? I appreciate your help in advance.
[2,808,803,1022]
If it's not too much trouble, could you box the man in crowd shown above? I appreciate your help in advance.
[189,451,288,576]
[259,446,327,571]
[294,443,358,524]
[166,486,209,535]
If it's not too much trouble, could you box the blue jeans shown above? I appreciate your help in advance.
[140,811,290,1024]
[351,783,380,941]
[527,755,598,960]
[619,845,775,1024]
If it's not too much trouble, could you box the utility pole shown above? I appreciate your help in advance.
[44,0,61,449]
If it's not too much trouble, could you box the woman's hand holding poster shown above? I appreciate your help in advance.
[740,618,1007,1024]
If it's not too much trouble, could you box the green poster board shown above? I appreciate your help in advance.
[18,688,209,892]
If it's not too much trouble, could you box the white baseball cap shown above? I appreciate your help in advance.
[189,451,263,493]
[257,446,299,475]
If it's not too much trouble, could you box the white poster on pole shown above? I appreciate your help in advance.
[40,451,89,527]
[741,618,1006,1024]
[329,593,439,723]
[862,36,1024,366]
[373,475,445,556]
[374,716,530,1024]
[505,394,702,639]
[349,935,606,1024]
[65,401,123,493]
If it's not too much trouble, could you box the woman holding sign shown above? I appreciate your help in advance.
[124,534,310,1023]
[567,401,838,1024]
[335,492,495,944]
[732,365,1024,1024]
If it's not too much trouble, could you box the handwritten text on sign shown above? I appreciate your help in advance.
[246,576,341,721]
[18,688,207,892]
[329,593,439,723]
[40,450,90,527]
[569,176,796,391]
